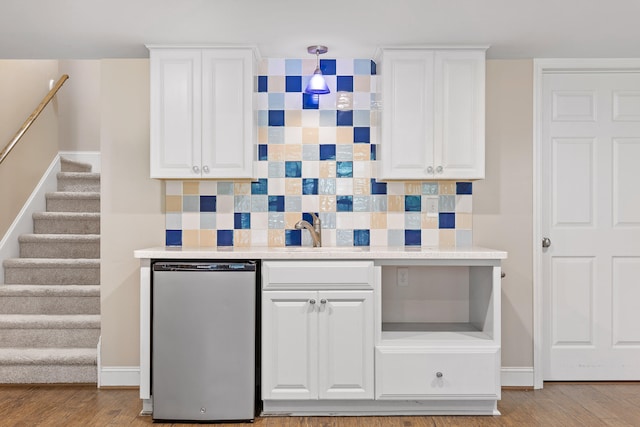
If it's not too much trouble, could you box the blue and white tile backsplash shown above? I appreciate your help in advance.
[165,58,473,248]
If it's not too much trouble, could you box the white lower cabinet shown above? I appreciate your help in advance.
[375,347,500,399]
[261,262,374,401]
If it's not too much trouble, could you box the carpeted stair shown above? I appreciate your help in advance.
[0,157,100,384]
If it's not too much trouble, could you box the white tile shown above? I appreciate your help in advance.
[387,212,405,229]
[251,229,268,246]
[257,92,269,110]
[319,92,337,110]
[322,229,337,247]
[456,195,473,213]
[199,181,217,195]
[353,92,371,110]
[251,212,268,229]
[336,58,354,75]
[216,195,234,213]
[353,161,370,178]
[165,181,183,195]
[302,160,319,177]
[216,212,234,229]
[268,58,286,75]
[387,182,405,196]
[336,178,353,195]
[422,229,440,247]
[301,110,320,127]
[268,178,286,195]
[369,229,387,246]
[353,212,370,229]
[302,195,319,212]
[318,128,336,144]
[336,212,354,229]
[182,212,200,230]
[284,93,302,110]
[285,127,302,144]
[254,161,269,179]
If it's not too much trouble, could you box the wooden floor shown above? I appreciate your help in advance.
[1,383,640,426]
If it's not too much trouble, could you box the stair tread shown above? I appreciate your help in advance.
[57,172,100,179]
[0,285,100,297]
[3,258,100,267]
[33,212,100,219]
[19,234,100,242]
[0,314,101,328]
[0,348,97,365]
[45,192,100,199]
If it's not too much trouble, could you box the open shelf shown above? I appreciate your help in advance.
[380,322,495,344]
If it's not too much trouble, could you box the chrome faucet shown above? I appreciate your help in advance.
[295,213,322,247]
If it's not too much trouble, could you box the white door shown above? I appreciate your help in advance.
[318,291,373,399]
[261,291,318,399]
[542,72,640,380]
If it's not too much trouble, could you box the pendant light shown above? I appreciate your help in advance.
[304,45,330,94]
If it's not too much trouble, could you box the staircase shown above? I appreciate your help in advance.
[0,157,100,383]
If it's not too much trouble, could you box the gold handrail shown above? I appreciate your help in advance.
[0,74,69,166]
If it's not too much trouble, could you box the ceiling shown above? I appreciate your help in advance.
[1,0,640,60]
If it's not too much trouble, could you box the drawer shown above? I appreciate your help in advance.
[262,261,374,290]
[375,347,499,399]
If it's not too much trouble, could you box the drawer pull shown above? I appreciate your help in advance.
[309,299,316,305]
[436,372,443,378]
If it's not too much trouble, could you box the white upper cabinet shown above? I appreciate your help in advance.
[377,47,486,180]
[148,46,256,179]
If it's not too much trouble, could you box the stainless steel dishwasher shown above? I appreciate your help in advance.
[152,261,257,422]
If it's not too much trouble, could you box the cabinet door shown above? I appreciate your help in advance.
[149,48,202,178]
[318,291,374,399]
[434,50,485,179]
[380,49,435,180]
[201,49,254,178]
[262,291,318,400]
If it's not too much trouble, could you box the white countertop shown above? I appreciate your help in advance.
[134,246,507,260]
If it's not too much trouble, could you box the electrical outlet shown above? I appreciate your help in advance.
[425,196,438,217]
[397,267,409,287]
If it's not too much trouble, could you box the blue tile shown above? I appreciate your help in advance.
[336,161,353,178]
[285,59,302,75]
[302,212,318,224]
[285,229,302,246]
[200,213,216,229]
[372,195,387,212]
[354,229,370,246]
[371,60,377,75]
[354,127,370,143]
[234,195,251,212]
[388,229,404,246]
[285,195,301,212]
[165,230,182,246]
[268,93,285,109]
[319,212,336,229]
[353,110,371,126]
[337,76,353,92]
[405,230,421,246]
[286,76,302,92]
[320,59,336,75]
[354,59,372,75]
[456,182,473,195]
[200,196,216,212]
[319,144,336,161]
[268,195,285,212]
[319,110,336,126]
[217,182,234,195]
[183,195,199,212]
[251,178,268,195]
[303,93,319,109]
[337,195,353,212]
[234,212,251,229]
[439,213,456,229]
[285,161,302,178]
[422,182,438,195]
[439,195,455,212]
[258,75,268,92]
[251,195,268,212]
[258,144,268,161]
[268,162,285,178]
[257,110,268,126]
[370,144,377,160]
[318,178,336,195]
[405,195,422,212]
[302,178,318,195]
[268,110,285,126]
[353,196,371,212]
[336,229,354,246]
[336,110,353,126]
[217,230,234,246]
[268,212,284,229]
[370,179,386,195]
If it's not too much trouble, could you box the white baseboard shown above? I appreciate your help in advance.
[501,367,535,387]
[99,365,534,389]
[99,366,140,388]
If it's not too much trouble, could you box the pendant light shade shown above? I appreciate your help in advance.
[304,45,330,95]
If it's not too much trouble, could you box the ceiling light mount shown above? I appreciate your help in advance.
[305,45,330,94]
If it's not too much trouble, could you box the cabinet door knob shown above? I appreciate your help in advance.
[309,299,316,305]
[435,165,443,174]
[202,165,210,174]
[436,372,443,378]
[426,166,434,174]
[320,299,327,304]
[192,165,200,174]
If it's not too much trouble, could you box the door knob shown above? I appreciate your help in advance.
[542,237,551,248]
